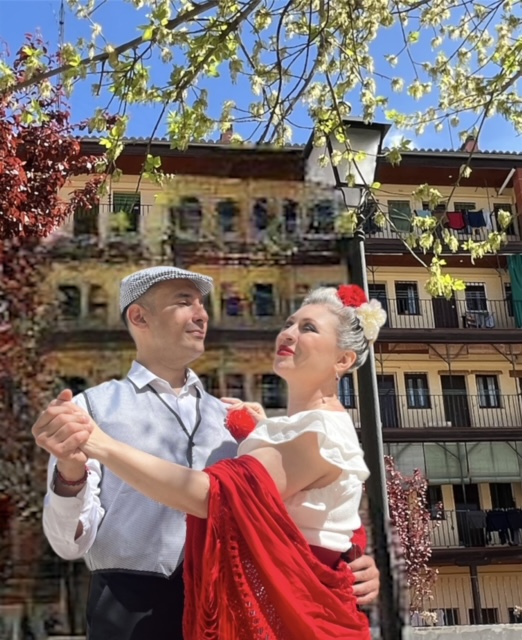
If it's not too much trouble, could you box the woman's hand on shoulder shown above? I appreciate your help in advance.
[221,398,267,424]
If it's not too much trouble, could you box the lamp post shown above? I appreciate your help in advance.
[304,120,406,640]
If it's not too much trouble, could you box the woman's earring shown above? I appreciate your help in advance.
[335,372,340,382]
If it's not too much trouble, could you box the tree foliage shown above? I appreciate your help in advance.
[1,0,519,293]
[385,455,439,614]
[0,36,107,525]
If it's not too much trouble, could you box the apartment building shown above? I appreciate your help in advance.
[3,138,522,632]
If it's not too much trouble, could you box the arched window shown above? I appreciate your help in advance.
[58,285,81,319]
[177,196,203,232]
[216,198,239,234]
[88,284,108,322]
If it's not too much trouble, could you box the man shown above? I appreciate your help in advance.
[33,266,379,640]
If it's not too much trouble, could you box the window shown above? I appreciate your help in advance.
[387,200,412,232]
[261,374,286,409]
[253,198,269,231]
[476,375,501,408]
[426,485,445,520]
[469,608,499,625]
[225,374,244,397]
[112,192,141,233]
[418,608,459,626]
[405,374,430,409]
[368,284,389,326]
[438,608,460,626]
[199,373,219,397]
[283,199,298,234]
[174,196,202,232]
[58,285,81,319]
[395,282,420,315]
[339,374,356,409]
[465,284,487,311]
[308,199,335,234]
[222,283,243,317]
[422,202,447,215]
[73,205,99,236]
[216,198,239,233]
[505,283,513,316]
[454,201,476,212]
[253,284,275,316]
[490,482,515,509]
[294,283,309,309]
[493,203,515,235]
[88,284,108,321]
[508,608,522,623]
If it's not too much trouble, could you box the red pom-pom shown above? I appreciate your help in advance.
[225,407,257,440]
[337,284,368,308]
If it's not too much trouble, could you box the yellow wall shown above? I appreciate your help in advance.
[425,565,522,625]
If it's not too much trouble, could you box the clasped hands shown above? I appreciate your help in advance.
[32,389,107,465]
[32,392,266,465]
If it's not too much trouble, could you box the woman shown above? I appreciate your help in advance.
[53,284,386,639]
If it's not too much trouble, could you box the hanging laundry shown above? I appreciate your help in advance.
[446,211,467,231]
[363,214,379,234]
[467,210,486,228]
[507,255,522,329]
[486,510,511,544]
[415,209,432,219]
[390,209,412,232]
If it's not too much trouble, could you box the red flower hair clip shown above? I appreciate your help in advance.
[337,284,368,308]
[225,407,257,440]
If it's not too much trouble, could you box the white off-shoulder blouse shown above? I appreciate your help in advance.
[237,410,369,552]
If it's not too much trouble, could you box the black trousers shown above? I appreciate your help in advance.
[86,565,185,640]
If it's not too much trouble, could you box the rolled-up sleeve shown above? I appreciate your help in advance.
[42,394,105,560]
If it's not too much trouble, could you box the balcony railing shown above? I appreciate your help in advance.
[363,216,520,243]
[214,298,522,333]
[430,509,522,549]
[345,393,522,429]
[167,206,521,243]
[377,298,520,331]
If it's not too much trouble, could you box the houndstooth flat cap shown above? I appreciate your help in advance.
[120,266,214,314]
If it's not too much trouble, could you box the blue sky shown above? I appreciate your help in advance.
[1,0,521,152]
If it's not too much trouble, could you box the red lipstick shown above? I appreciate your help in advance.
[277,346,294,356]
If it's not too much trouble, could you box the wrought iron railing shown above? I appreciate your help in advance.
[429,509,522,549]
[374,297,521,331]
[345,393,522,429]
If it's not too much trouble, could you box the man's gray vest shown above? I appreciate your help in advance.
[82,379,238,576]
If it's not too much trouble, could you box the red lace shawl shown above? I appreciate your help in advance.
[184,455,371,640]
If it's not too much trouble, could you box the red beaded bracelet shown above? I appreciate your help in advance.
[54,465,89,487]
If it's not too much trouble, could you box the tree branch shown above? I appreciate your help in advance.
[2,0,221,96]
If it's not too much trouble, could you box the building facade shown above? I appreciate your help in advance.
[4,139,522,632]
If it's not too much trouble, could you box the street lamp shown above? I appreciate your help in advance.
[304,120,406,640]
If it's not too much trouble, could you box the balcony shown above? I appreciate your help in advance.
[346,393,522,441]
[430,509,522,551]
[46,203,153,262]
[375,298,521,343]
